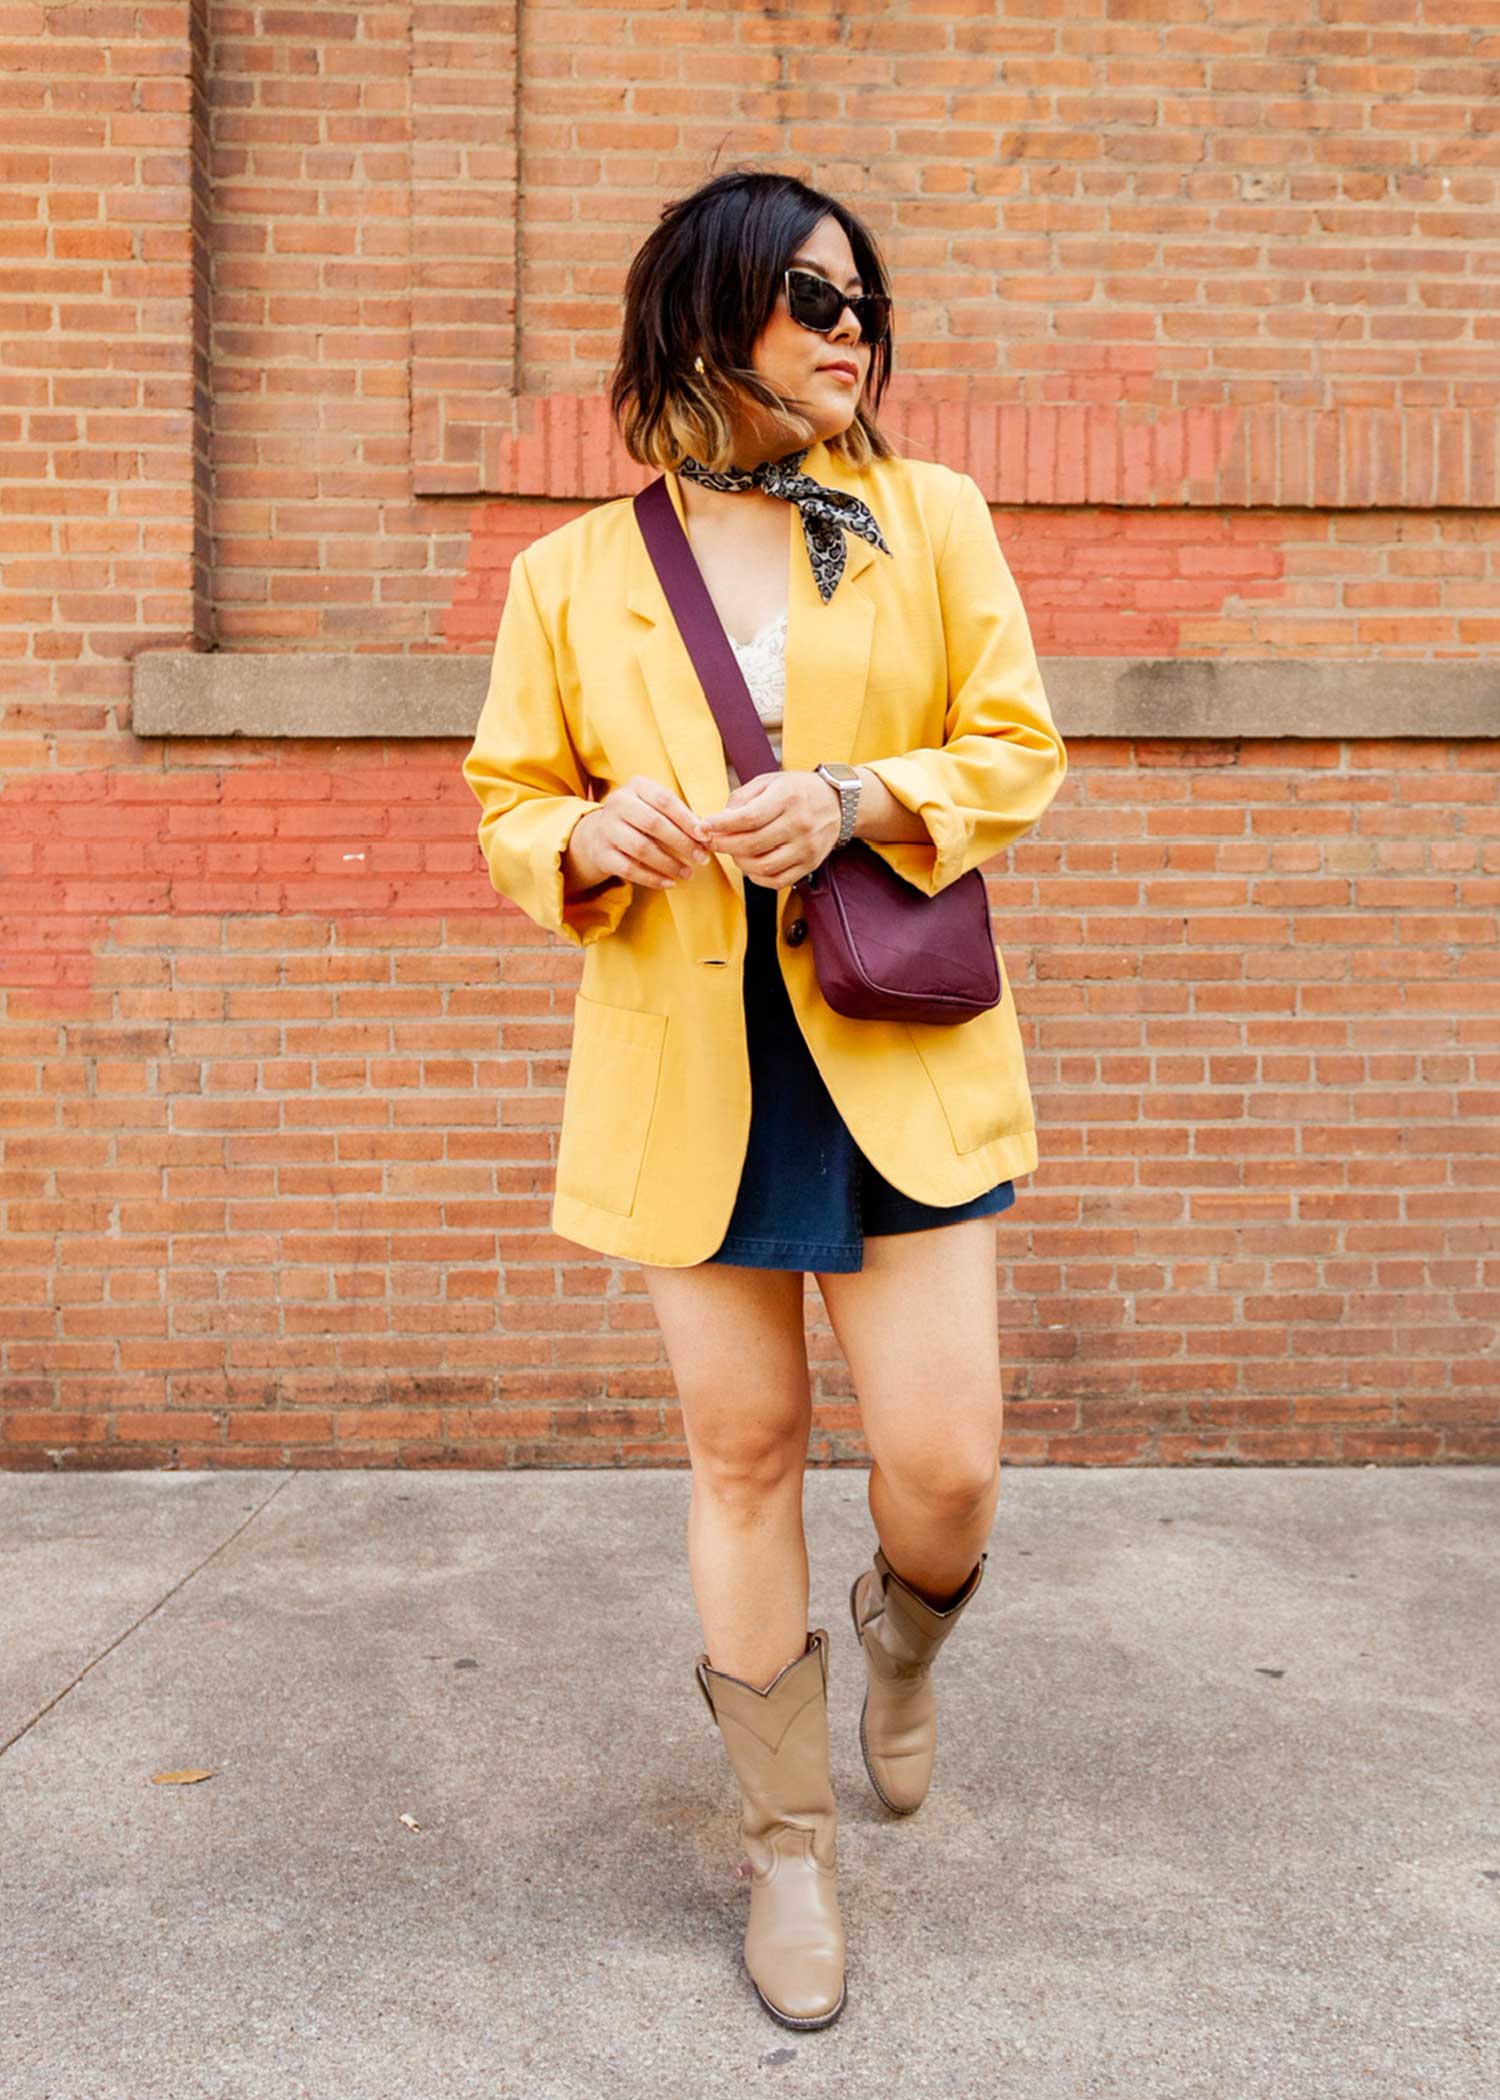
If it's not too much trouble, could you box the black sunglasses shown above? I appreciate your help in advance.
[782,266,891,347]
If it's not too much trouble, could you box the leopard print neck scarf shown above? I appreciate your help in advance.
[676,448,892,604]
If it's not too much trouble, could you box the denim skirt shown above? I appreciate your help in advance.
[703,873,1017,1273]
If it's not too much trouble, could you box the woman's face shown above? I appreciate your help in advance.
[742,213,874,459]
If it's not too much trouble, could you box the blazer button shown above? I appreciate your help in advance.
[785,916,808,946]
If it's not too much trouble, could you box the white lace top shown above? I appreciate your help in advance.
[724,609,786,788]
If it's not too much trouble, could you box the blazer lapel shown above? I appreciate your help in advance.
[625,437,880,831]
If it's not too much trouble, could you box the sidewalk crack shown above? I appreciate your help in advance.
[0,1472,296,1761]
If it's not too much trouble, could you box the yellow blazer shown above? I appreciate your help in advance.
[462,436,1068,1268]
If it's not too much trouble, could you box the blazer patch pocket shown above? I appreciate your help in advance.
[902,959,1030,1157]
[555,993,669,1217]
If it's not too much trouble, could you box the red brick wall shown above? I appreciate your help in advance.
[4,731,1495,1470]
[459,497,1500,658]
[2,4,1496,1467]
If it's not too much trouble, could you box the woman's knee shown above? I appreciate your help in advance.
[875,1439,999,1521]
[689,1413,809,1514]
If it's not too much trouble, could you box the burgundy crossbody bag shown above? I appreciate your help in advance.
[632,473,1001,1025]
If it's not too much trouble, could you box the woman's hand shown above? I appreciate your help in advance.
[564,776,715,893]
[698,771,843,889]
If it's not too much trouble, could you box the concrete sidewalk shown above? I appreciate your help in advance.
[2,1465,1496,2100]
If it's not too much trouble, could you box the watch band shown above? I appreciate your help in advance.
[815,761,861,851]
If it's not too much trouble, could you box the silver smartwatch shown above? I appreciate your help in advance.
[814,761,861,851]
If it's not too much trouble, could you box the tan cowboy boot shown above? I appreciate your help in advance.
[694,1627,846,2029]
[848,1544,986,1814]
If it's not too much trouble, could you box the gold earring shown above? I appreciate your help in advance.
[693,354,706,376]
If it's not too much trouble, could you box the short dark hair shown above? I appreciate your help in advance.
[609,167,897,472]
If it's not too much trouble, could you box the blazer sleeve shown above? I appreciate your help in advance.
[461,548,635,948]
[857,472,1067,898]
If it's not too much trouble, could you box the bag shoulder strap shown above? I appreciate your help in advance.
[632,476,781,787]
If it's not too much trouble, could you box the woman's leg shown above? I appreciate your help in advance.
[639,1259,814,1688]
[645,1258,845,2028]
[814,1217,1004,1599]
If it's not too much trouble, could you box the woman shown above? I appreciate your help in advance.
[462,169,1068,2032]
